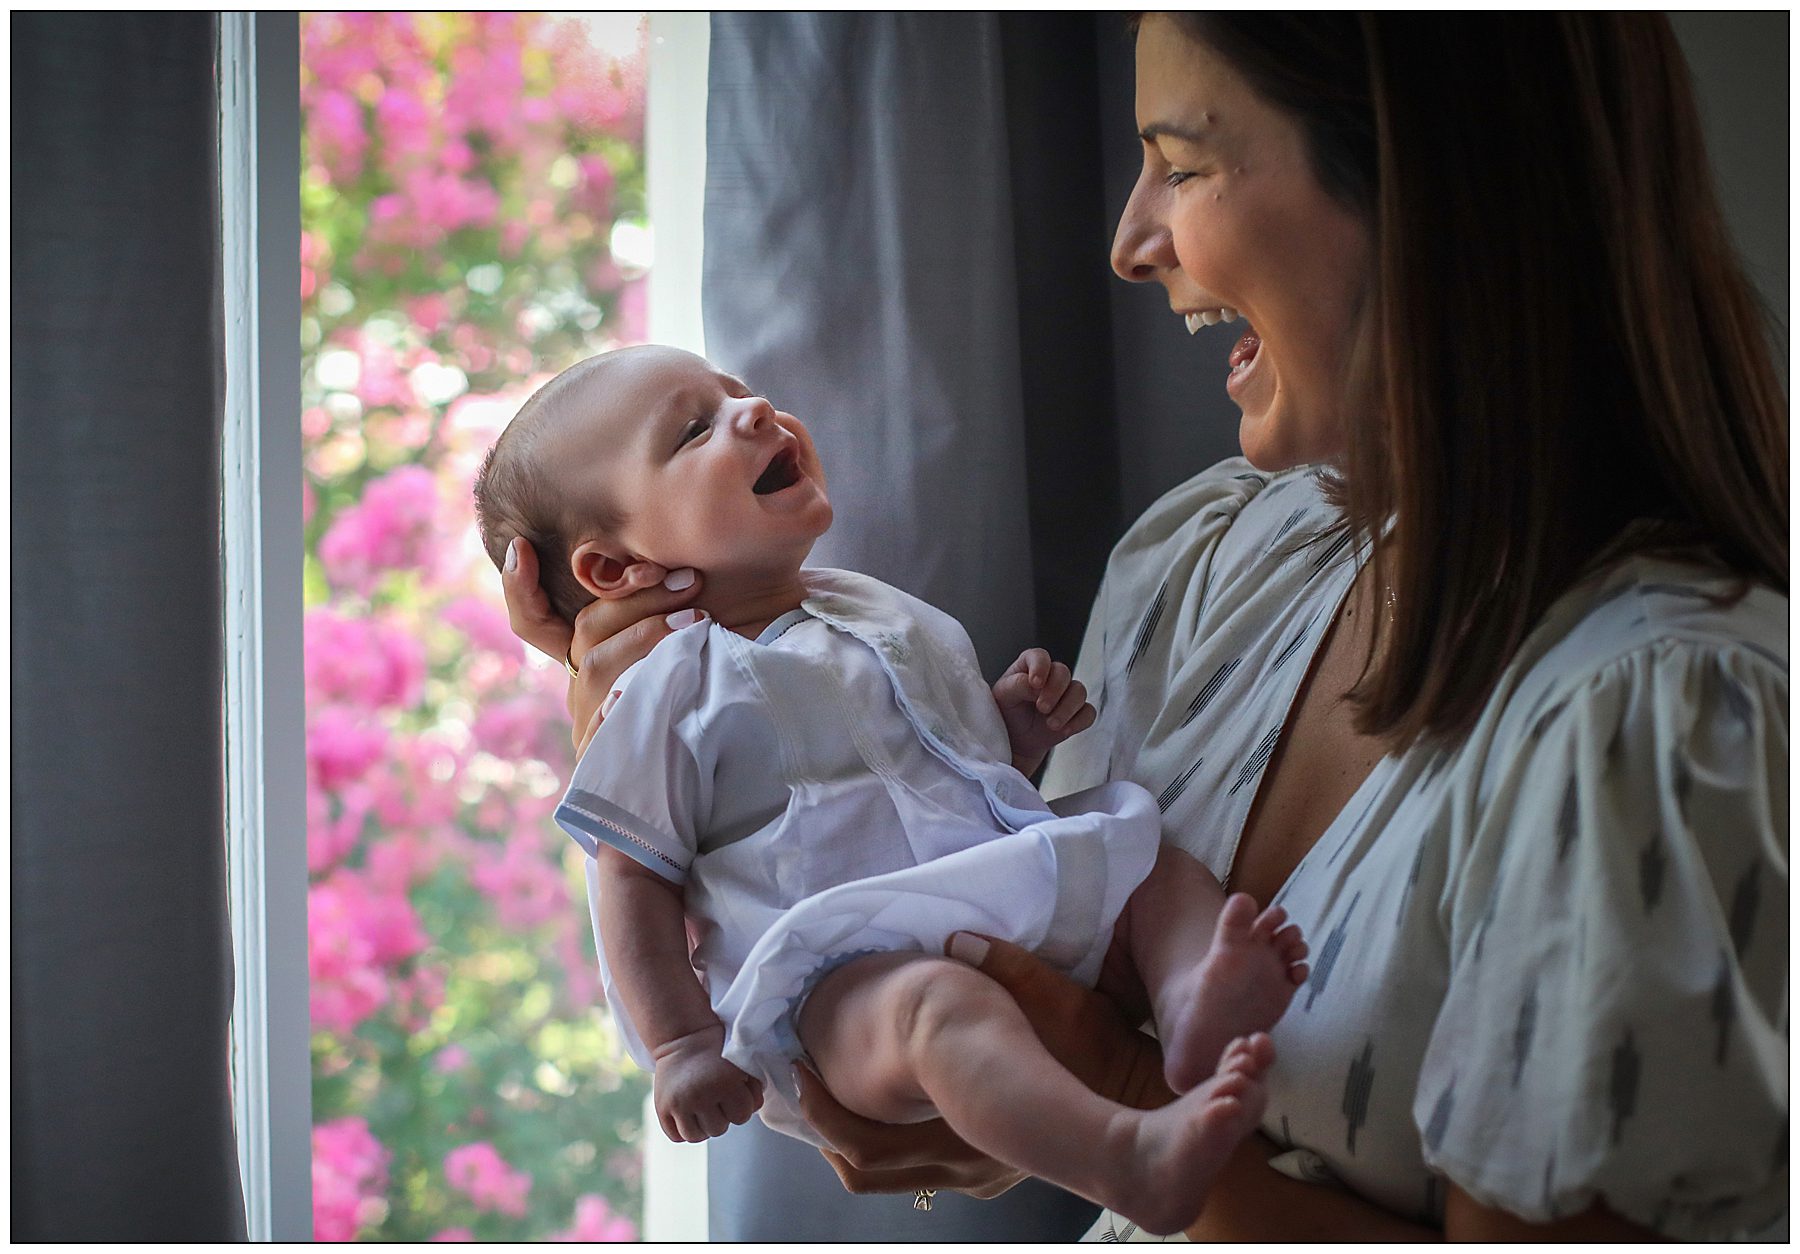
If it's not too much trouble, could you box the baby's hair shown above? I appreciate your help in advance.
[473,355,625,624]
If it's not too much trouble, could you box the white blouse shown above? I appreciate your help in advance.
[1045,458,1787,1241]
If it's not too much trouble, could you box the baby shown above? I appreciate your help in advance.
[474,345,1308,1235]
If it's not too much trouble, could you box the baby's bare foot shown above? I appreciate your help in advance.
[1162,895,1308,1094]
[1110,1033,1275,1236]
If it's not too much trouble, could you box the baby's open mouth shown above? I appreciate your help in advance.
[753,446,802,495]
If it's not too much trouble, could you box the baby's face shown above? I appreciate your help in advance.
[551,346,832,580]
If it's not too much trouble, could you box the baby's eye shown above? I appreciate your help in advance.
[678,417,711,447]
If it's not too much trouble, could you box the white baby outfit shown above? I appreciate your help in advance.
[555,568,1161,1146]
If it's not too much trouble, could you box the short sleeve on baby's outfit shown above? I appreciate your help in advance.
[554,626,711,883]
[1416,641,1788,1239]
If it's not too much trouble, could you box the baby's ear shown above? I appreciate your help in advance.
[571,540,649,601]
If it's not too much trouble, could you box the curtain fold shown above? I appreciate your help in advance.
[12,14,247,1241]
[699,13,1141,1240]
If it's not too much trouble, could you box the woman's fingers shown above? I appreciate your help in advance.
[946,932,1174,1111]
[793,1064,1024,1197]
[500,537,575,661]
[562,572,705,741]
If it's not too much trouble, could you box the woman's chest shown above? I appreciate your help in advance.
[1258,774,1458,1226]
[1230,590,1391,904]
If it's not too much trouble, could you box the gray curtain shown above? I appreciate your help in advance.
[696,12,1226,1240]
[12,14,247,1241]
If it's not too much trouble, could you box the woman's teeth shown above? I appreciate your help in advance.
[1184,308,1240,334]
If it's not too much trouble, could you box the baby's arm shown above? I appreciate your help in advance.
[992,648,1097,777]
[592,847,763,1141]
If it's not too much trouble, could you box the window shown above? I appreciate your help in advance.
[224,12,708,1241]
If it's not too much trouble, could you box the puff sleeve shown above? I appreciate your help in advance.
[1416,641,1788,1239]
[554,624,712,884]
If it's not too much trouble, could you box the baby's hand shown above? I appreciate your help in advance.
[652,1024,765,1142]
[993,648,1095,778]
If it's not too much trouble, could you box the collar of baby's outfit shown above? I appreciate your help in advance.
[754,607,814,646]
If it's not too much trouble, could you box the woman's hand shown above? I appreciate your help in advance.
[951,932,1174,1111]
[499,537,705,752]
[793,1064,1028,1199]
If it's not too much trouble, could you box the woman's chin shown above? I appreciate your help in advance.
[1236,403,1342,473]
[1235,411,1297,473]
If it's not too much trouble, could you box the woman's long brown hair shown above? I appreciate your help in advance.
[1172,14,1788,747]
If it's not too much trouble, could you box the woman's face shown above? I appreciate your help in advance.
[1112,15,1374,472]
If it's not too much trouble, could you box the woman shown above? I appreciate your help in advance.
[503,14,1787,1239]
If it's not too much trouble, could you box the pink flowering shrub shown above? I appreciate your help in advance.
[313,1118,390,1241]
[445,1142,534,1217]
[550,1193,639,1242]
[303,11,649,1241]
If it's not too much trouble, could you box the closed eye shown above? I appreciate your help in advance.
[677,416,711,448]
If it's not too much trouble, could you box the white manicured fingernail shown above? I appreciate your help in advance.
[947,932,989,966]
[666,608,706,629]
[663,568,696,591]
[601,690,621,717]
[503,540,519,572]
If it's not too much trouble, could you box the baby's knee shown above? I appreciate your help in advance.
[884,955,1004,1056]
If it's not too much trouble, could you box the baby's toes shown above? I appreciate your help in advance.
[1218,1033,1275,1079]
[1275,924,1308,961]
[1249,904,1289,942]
[1287,961,1311,987]
[1217,893,1259,938]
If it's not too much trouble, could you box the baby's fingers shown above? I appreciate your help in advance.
[1016,648,1051,688]
[1044,679,1087,730]
[991,671,1040,708]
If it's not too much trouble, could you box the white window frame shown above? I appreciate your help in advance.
[221,11,711,1242]
[641,10,713,1242]
[220,11,311,1244]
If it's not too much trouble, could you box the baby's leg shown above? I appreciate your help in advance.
[799,951,1274,1236]
[1112,847,1309,1094]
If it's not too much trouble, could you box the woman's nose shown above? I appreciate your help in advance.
[1111,175,1167,283]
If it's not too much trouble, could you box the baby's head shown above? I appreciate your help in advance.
[474,345,831,622]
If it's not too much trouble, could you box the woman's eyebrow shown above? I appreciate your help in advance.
[1139,122,1215,147]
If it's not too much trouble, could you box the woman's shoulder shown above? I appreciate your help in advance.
[1417,561,1787,1240]
[1103,457,1330,592]
[1480,554,1785,759]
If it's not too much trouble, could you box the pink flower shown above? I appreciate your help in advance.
[376,85,437,166]
[442,594,524,661]
[312,1117,389,1242]
[574,155,615,223]
[368,734,464,834]
[550,1194,638,1242]
[469,833,569,933]
[471,692,563,764]
[444,1142,532,1217]
[433,1044,471,1074]
[319,464,443,594]
[308,869,428,1035]
[406,293,451,338]
[430,1230,475,1242]
[307,705,389,793]
[305,608,427,711]
[309,90,368,182]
